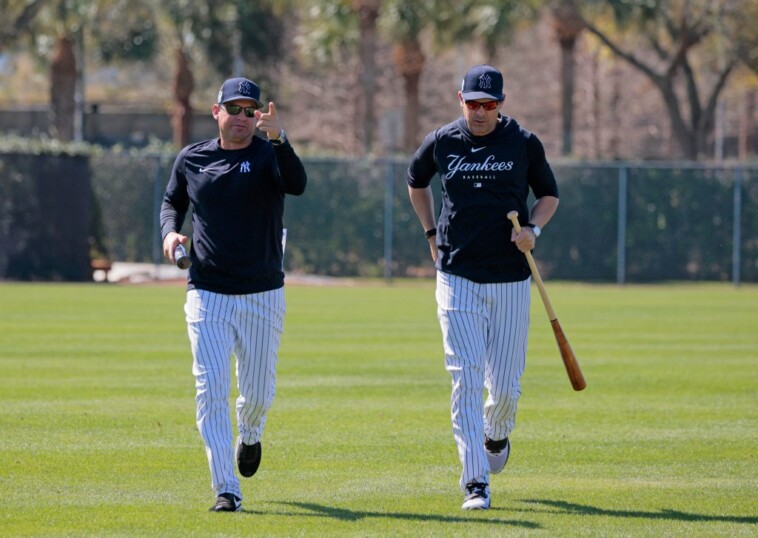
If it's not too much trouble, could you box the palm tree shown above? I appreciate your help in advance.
[34,0,158,141]
[465,0,541,64]
[162,0,284,147]
[293,0,378,154]
[385,0,541,151]
[295,0,542,154]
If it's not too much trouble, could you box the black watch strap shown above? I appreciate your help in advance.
[425,228,437,239]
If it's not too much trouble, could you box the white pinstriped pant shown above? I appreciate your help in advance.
[436,272,531,491]
[185,288,285,499]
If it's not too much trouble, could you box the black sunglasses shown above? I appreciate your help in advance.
[221,103,259,117]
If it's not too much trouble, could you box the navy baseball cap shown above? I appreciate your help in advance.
[461,65,505,101]
[216,77,263,108]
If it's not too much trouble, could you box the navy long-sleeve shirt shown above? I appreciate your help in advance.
[407,116,558,283]
[160,136,307,294]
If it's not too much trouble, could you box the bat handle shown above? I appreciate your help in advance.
[506,211,523,234]
[174,244,191,269]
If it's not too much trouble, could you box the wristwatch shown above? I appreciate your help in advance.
[526,223,541,237]
[270,129,287,146]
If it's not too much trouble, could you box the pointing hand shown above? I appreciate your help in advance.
[254,102,283,141]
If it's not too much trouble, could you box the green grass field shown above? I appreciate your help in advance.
[0,280,756,537]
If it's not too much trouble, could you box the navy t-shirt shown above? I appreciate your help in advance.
[160,136,307,294]
[407,116,558,283]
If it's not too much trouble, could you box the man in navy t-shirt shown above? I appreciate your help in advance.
[407,64,559,511]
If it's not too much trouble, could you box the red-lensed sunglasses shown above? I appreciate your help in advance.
[465,101,499,111]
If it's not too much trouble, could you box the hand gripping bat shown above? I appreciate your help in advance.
[508,211,586,391]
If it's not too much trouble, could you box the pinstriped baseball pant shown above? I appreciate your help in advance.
[185,288,285,500]
[436,272,531,491]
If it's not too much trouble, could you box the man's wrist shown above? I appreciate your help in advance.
[425,228,437,239]
[526,223,541,237]
[270,129,286,145]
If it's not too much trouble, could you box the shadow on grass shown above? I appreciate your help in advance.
[240,501,540,528]
[518,499,758,525]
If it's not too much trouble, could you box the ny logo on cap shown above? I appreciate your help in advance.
[478,74,492,90]
[238,80,253,96]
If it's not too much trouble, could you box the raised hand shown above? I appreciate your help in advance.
[254,102,284,141]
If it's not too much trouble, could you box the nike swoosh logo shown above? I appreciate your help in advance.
[471,147,485,153]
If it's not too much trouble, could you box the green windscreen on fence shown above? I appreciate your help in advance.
[1,150,755,283]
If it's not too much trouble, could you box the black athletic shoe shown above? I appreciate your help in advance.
[484,436,511,474]
[236,438,262,478]
[211,493,241,512]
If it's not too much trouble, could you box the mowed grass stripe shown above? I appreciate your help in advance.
[0,281,756,536]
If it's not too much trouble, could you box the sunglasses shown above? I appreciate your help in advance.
[221,103,259,117]
[465,100,500,111]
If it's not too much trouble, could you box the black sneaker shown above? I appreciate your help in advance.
[462,481,490,510]
[211,493,241,512]
[484,436,510,474]
[236,438,262,478]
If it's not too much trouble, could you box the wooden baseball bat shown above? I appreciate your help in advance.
[507,211,586,391]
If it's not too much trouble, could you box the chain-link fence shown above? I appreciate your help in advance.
[2,149,756,283]
[86,154,757,283]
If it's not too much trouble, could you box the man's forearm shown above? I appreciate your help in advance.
[408,185,436,231]
[529,196,559,228]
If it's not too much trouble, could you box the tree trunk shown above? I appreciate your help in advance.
[353,0,380,154]
[657,79,698,159]
[392,39,425,151]
[591,50,601,159]
[50,36,76,141]
[403,71,421,151]
[739,88,756,160]
[552,1,584,157]
[608,61,621,159]
[559,38,576,156]
[172,46,194,148]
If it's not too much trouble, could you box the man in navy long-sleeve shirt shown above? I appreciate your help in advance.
[160,77,306,513]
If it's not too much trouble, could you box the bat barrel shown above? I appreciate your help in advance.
[551,320,587,391]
